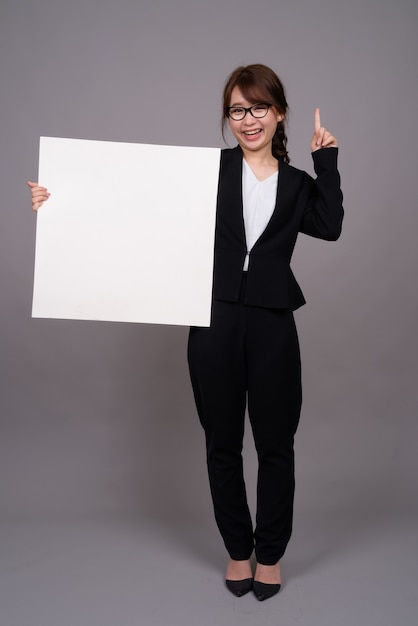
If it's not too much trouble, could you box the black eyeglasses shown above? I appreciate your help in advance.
[226,103,271,121]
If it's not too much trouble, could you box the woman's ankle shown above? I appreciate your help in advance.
[226,558,253,580]
[254,561,281,584]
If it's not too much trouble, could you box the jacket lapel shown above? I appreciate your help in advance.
[255,160,299,245]
[220,148,300,251]
[218,146,246,248]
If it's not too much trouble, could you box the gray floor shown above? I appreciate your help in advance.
[2,498,417,626]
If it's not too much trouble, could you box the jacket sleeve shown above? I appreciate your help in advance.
[299,147,344,241]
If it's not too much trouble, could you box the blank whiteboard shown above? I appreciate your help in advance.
[32,137,220,326]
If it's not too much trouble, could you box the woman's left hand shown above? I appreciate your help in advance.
[310,108,338,152]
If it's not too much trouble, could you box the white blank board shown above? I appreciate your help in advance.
[32,137,220,326]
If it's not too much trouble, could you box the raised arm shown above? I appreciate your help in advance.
[300,108,343,241]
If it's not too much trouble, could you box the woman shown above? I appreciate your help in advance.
[29,64,343,601]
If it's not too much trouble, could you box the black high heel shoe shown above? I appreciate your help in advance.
[253,580,281,601]
[225,577,254,597]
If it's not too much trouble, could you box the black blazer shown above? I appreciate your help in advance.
[212,145,343,310]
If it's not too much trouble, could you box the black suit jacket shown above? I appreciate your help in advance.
[212,145,343,310]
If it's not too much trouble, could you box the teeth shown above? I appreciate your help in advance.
[244,130,261,135]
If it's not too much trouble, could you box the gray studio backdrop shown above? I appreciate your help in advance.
[1,0,417,567]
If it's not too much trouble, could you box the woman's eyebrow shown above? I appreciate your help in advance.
[230,100,265,107]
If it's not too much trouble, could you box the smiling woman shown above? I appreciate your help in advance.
[187,64,342,600]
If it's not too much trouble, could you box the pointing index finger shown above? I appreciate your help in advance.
[314,107,321,132]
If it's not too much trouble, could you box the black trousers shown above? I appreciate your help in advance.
[187,277,302,565]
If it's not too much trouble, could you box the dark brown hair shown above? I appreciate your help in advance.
[222,64,290,163]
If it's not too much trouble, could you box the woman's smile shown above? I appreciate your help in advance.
[242,128,263,138]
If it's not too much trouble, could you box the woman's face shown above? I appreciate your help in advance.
[227,86,283,156]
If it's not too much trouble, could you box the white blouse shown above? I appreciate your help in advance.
[242,159,278,271]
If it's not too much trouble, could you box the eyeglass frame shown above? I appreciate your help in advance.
[225,103,272,121]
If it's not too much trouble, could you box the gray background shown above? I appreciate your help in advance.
[1,0,417,624]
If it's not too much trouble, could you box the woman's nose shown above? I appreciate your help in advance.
[243,111,256,124]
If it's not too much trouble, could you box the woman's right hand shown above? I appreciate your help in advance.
[27,181,50,212]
